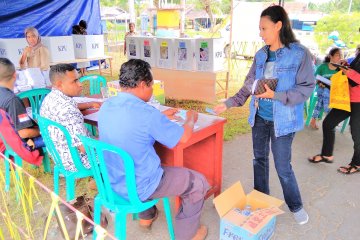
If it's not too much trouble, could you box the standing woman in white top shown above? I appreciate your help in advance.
[19,27,50,71]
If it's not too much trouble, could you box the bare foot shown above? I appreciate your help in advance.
[310,118,319,129]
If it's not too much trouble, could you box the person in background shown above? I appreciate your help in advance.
[124,22,136,55]
[98,59,209,240]
[213,5,315,225]
[19,27,50,71]
[73,20,90,76]
[0,58,44,150]
[79,20,88,35]
[40,64,100,189]
[309,66,360,174]
[309,48,342,130]
[347,44,360,64]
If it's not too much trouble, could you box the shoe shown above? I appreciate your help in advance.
[293,208,309,225]
[191,225,208,240]
[88,178,97,190]
[139,208,158,229]
[308,154,333,164]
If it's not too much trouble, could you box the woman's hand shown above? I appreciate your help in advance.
[162,108,178,120]
[90,102,102,109]
[255,84,275,99]
[213,103,227,115]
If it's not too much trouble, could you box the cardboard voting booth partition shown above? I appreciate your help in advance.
[15,68,51,93]
[174,38,195,71]
[126,36,141,59]
[139,37,157,67]
[42,36,75,62]
[156,38,175,69]
[0,38,28,68]
[72,35,105,58]
[213,182,284,240]
[107,80,165,104]
[195,38,224,72]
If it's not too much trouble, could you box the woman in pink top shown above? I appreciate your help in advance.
[309,68,360,174]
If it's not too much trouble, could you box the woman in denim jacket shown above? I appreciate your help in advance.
[214,5,315,224]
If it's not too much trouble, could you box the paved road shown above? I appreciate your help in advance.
[111,125,360,240]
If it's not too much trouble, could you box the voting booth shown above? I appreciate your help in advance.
[42,36,75,62]
[174,38,195,71]
[72,35,105,58]
[156,38,175,69]
[0,38,28,68]
[126,36,141,60]
[195,38,224,72]
[139,36,157,67]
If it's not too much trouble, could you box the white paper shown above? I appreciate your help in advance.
[251,79,259,94]
[73,97,105,103]
[83,111,99,122]
[316,75,331,86]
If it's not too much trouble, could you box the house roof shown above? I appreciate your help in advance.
[100,6,130,20]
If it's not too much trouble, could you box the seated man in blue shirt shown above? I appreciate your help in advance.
[0,57,44,150]
[98,59,209,240]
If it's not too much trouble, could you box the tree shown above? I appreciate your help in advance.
[309,0,360,13]
[314,12,360,52]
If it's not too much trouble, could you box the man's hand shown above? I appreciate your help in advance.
[162,108,178,120]
[255,84,275,99]
[185,110,198,123]
[90,101,102,109]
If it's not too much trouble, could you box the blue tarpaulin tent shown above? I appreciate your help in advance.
[0,0,102,38]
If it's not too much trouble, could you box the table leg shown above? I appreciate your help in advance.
[98,60,102,76]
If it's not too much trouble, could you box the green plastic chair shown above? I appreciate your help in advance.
[0,131,23,192]
[79,74,107,96]
[17,88,51,121]
[36,114,93,201]
[79,135,175,240]
[17,88,52,173]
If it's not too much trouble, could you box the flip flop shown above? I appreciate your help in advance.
[337,165,360,175]
[308,154,333,164]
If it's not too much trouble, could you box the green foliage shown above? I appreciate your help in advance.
[309,0,360,14]
[100,0,128,10]
[314,12,360,52]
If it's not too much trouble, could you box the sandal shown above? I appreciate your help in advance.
[308,154,333,164]
[337,165,360,174]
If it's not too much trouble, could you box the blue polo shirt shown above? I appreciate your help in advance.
[98,93,184,201]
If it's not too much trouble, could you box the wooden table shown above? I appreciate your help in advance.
[50,55,113,76]
[83,107,226,207]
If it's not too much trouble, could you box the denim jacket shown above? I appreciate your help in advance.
[225,43,315,137]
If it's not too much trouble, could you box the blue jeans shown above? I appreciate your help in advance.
[252,115,303,212]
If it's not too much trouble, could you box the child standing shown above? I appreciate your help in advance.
[310,48,342,129]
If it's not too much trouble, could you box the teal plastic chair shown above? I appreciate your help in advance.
[36,114,93,201]
[17,88,51,121]
[79,74,107,96]
[17,88,52,173]
[0,131,23,192]
[79,135,175,240]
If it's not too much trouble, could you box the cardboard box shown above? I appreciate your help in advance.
[42,36,75,62]
[195,38,224,72]
[139,37,157,67]
[107,80,165,104]
[156,38,175,69]
[72,35,105,58]
[174,38,195,71]
[0,38,28,68]
[126,36,141,59]
[213,182,284,240]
